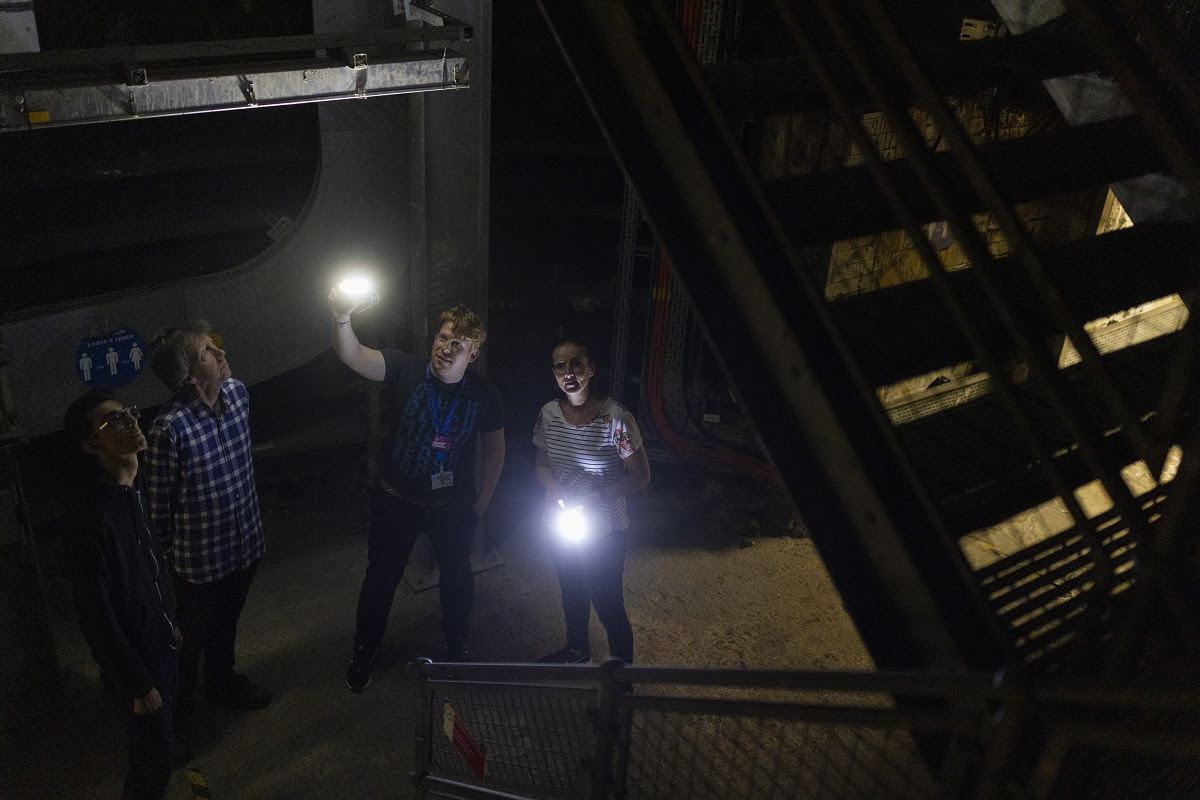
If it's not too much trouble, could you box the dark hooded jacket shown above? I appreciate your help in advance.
[68,480,176,700]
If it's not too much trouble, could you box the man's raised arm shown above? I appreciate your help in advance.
[329,287,386,382]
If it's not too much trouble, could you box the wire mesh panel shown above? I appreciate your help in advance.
[620,699,944,800]
[410,664,1200,800]
[419,681,598,798]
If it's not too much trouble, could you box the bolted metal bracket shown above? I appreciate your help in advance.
[329,48,368,70]
[238,75,257,105]
[124,65,147,115]
[439,47,468,88]
[355,56,368,97]
[328,49,369,96]
[405,1,474,39]
[0,93,27,129]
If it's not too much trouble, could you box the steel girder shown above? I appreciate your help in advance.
[0,20,472,131]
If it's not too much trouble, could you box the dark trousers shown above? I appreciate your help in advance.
[553,527,634,663]
[102,651,177,800]
[174,560,259,720]
[355,493,477,651]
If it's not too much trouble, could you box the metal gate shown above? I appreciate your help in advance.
[410,659,1200,800]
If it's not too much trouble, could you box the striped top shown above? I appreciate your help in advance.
[145,378,264,584]
[532,397,643,530]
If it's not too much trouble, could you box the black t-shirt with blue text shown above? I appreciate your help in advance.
[381,350,504,502]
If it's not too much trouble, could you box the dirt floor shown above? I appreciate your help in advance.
[7,458,871,799]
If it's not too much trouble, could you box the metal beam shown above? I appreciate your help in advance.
[0,26,470,74]
[705,30,1102,118]
[767,113,1166,248]
[895,333,1180,521]
[935,424,1142,538]
[536,0,1004,671]
[831,221,1200,388]
[0,49,468,131]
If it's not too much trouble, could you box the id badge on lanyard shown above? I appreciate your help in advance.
[427,366,464,490]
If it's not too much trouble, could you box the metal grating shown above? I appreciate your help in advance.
[697,0,725,66]
[621,703,940,800]
[970,499,1171,667]
[410,662,1200,800]
[421,681,597,797]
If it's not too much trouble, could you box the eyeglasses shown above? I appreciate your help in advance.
[93,405,139,436]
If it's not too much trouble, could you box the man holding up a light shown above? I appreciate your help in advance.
[329,279,505,692]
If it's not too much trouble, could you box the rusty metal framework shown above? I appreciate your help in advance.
[534,0,1200,683]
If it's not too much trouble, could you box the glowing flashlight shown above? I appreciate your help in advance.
[336,274,379,314]
[554,499,589,543]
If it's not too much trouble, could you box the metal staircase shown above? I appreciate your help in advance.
[534,0,1200,681]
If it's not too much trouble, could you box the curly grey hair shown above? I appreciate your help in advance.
[148,320,212,394]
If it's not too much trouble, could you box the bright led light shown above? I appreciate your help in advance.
[333,273,380,316]
[554,501,589,543]
[337,275,375,301]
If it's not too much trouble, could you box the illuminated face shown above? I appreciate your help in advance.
[429,322,479,383]
[188,334,231,396]
[552,343,594,399]
[86,399,147,457]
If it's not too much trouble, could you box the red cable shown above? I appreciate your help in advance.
[681,0,699,52]
[646,252,780,483]
[633,4,780,484]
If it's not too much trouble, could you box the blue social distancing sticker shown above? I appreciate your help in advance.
[76,328,147,388]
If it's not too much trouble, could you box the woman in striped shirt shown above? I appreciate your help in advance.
[532,339,651,663]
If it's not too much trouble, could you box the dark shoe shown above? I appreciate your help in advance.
[345,645,377,693]
[208,674,272,709]
[537,646,591,664]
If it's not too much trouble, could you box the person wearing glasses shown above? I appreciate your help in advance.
[330,291,505,691]
[533,338,650,664]
[145,321,270,742]
[63,390,182,799]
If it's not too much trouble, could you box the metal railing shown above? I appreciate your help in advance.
[409,660,1200,800]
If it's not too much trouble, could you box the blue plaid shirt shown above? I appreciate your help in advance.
[145,378,264,584]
